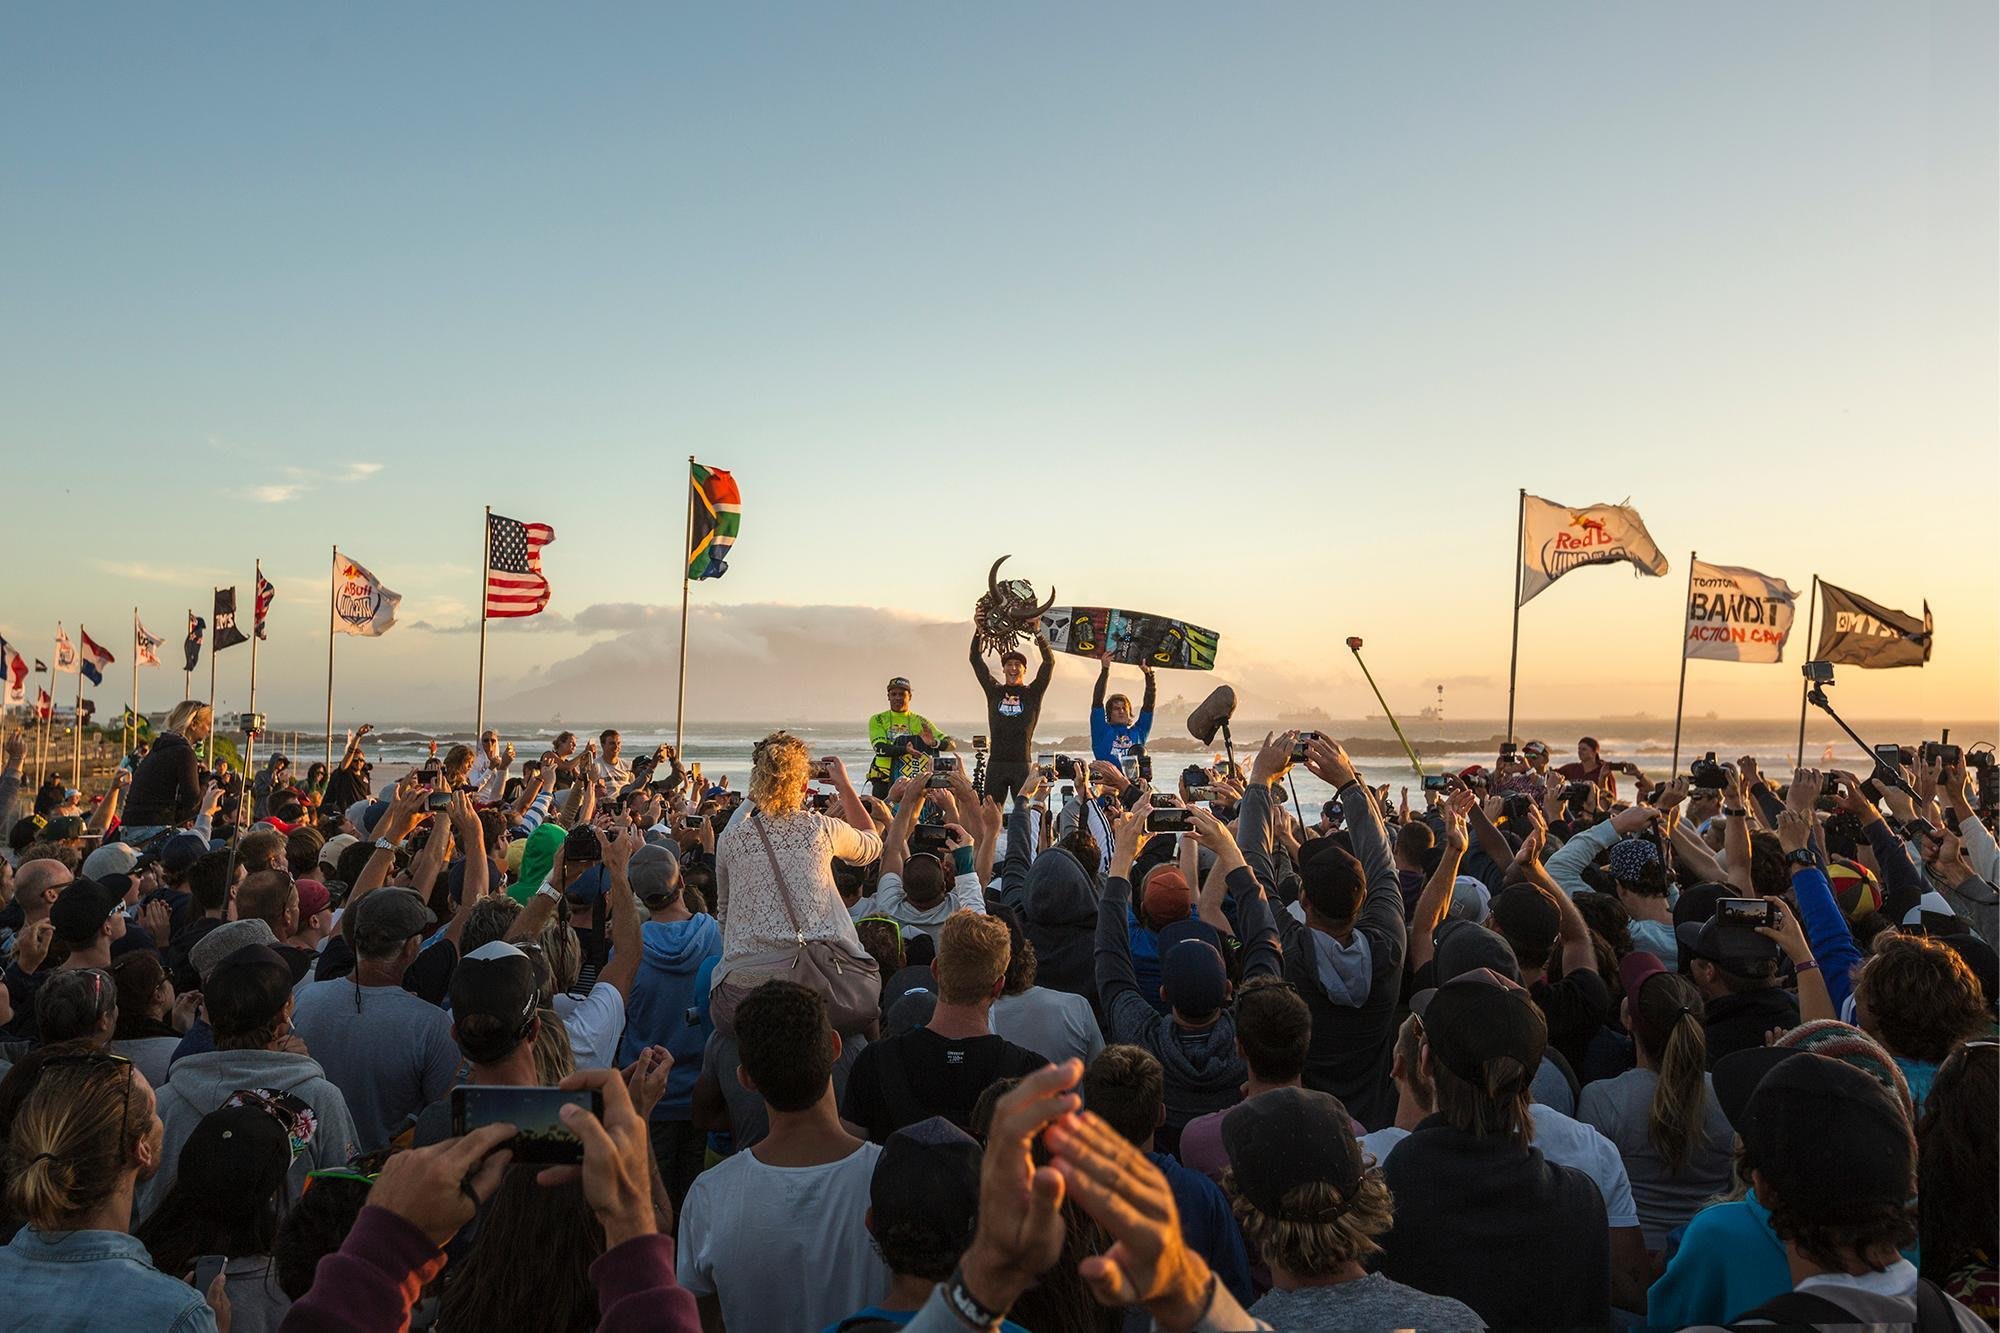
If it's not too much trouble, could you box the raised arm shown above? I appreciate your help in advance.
[1304,736,1404,957]
[1776,805,1862,1015]
[596,819,645,1001]
[1095,806,1149,1030]
[1546,810,1627,897]
[879,777,922,878]
[1138,664,1157,720]
[1234,731,1292,894]
[1091,657,1109,713]
[969,631,998,688]
[1030,634,1054,694]
[87,768,129,835]
[1001,789,1039,908]
[820,754,875,835]
[1190,808,1278,980]
[1409,797,1472,973]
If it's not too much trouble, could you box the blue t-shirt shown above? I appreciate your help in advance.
[1091,707,1154,764]
[1148,1151,1253,1307]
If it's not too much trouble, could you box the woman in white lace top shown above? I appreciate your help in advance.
[714,733,883,967]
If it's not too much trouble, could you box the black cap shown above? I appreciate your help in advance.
[48,877,121,946]
[1221,1088,1365,1220]
[1431,919,1522,986]
[174,1104,295,1207]
[8,815,46,853]
[871,1117,981,1250]
[1712,1045,1809,1133]
[1673,882,1730,929]
[1676,918,1781,976]
[449,941,540,1062]
[1412,967,1547,1085]
[1742,1052,1914,1218]
[204,945,296,1036]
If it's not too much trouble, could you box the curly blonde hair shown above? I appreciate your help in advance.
[749,732,810,818]
[1221,1168,1394,1277]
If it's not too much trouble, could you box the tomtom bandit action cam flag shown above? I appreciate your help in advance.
[1683,561,1798,664]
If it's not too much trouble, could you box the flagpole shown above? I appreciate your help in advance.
[476,506,490,740]
[72,634,85,790]
[1795,575,1820,770]
[130,608,140,757]
[325,547,338,772]
[246,561,261,780]
[1505,487,1525,744]
[206,591,219,766]
[1670,551,1696,777]
[674,457,694,758]
[184,610,192,703]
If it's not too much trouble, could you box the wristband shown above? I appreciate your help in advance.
[1724,808,1749,818]
[944,1264,1006,1328]
[535,883,562,903]
[1793,958,1820,973]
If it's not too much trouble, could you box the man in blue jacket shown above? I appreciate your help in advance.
[619,843,721,1207]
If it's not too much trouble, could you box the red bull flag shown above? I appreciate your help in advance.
[332,553,401,637]
[686,461,740,581]
[1518,495,1670,605]
[53,624,78,673]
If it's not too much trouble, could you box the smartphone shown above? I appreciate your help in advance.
[1188,785,1218,801]
[1121,756,1142,782]
[416,765,440,786]
[1715,898,1778,929]
[1291,730,1319,762]
[910,824,951,856]
[1037,752,1054,770]
[925,773,953,789]
[934,753,960,775]
[682,815,705,830]
[1145,807,1196,834]
[451,1084,603,1164]
[1058,783,1074,801]
[1499,742,1518,759]
[689,763,703,781]
[192,1253,227,1293]
[1148,792,1178,808]
[1421,774,1450,793]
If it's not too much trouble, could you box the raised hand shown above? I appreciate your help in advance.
[957,1062,1084,1316]
[366,1123,515,1247]
[1044,1107,1213,1324]
[1302,734,1358,789]
[536,1067,663,1248]
[1248,731,1293,786]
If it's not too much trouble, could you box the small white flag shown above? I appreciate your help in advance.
[332,553,402,637]
[1684,561,1798,663]
[53,624,78,673]
[1518,496,1671,606]
[136,618,164,668]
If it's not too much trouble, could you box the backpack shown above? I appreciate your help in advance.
[1734,1277,1959,1330]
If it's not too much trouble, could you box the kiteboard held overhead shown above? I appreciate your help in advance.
[1040,605,1220,671]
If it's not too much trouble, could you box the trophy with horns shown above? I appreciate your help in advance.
[972,556,1056,657]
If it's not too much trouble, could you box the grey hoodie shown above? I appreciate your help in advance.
[137,1047,362,1225]
[1000,803,1100,1003]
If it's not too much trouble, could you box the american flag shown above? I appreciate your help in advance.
[485,513,557,618]
[255,570,276,640]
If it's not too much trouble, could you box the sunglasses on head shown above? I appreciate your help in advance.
[43,1050,135,1155]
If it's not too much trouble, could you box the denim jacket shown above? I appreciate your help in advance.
[0,1226,217,1331]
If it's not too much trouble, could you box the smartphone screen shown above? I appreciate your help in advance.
[192,1254,227,1293]
[1037,753,1054,768]
[451,1085,603,1164]
[1145,808,1195,834]
[1715,898,1776,929]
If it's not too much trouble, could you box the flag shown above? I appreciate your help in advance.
[35,688,51,720]
[1683,561,1798,663]
[1518,495,1671,605]
[33,660,46,674]
[332,553,401,636]
[0,639,24,707]
[184,612,204,672]
[1815,583,1932,669]
[135,618,163,668]
[484,513,557,618]
[213,588,248,651]
[78,629,114,686]
[686,462,741,580]
[255,570,276,640]
[78,698,95,723]
[53,624,77,673]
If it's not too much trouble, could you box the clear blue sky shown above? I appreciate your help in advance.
[3,3,1993,724]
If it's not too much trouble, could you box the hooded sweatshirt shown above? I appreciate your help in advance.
[137,1047,361,1226]
[999,802,1100,1006]
[1241,782,1407,1130]
[1094,863,1281,1135]
[619,914,722,1120]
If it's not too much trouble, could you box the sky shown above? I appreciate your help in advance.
[3,3,1994,731]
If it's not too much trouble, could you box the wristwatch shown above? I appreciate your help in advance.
[1785,847,1816,869]
[1723,807,1749,818]
[373,838,397,852]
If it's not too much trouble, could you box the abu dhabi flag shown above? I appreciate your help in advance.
[1518,495,1671,605]
[53,624,78,673]
[332,553,401,636]
[1684,561,1798,663]
[79,629,114,686]
[1,639,24,707]
[135,618,163,668]
[686,461,741,580]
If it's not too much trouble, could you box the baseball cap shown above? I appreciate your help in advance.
[1447,875,1490,923]
[885,987,937,1036]
[1430,919,1522,986]
[871,1118,982,1252]
[1522,740,1550,757]
[1160,933,1227,1018]
[350,887,436,948]
[1711,1045,1809,1132]
[629,844,682,903]
[1741,1052,1914,1218]
[190,919,280,983]
[48,878,123,946]
[1675,917,1781,977]
[1412,967,1547,1085]
[1140,866,1192,925]
[8,815,46,853]
[344,801,375,836]
[565,864,609,904]
[1489,884,1560,947]
[318,833,358,870]
[1672,882,1729,929]
[173,1104,295,1212]
[886,676,912,691]
[881,963,936,1015]
[1221,1088,1365,1221]
[203,944,295,1034]
[1901,890,1968,934]
[81,842,141,881]
[294,878,331,922]
[1618,948,1669,1004]
[1608,838,1660,884]
[42,815,85,842]
[449,941,540,1061]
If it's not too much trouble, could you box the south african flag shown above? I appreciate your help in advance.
[686,461,741,580]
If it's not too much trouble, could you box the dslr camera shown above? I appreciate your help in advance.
[1688,752,1730,792]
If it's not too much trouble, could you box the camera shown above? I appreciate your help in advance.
[1562,781,1594,803]
[971,735,988,751]
[1498,742,1518,760]
[1969,751,1999,807]
[1688,752,1729,792]
[1802,660,1835,685]
[1922,741,1962,768]
[1145,807,1196,834]
[1291,731,1319,763]
[1874,743,1914,770]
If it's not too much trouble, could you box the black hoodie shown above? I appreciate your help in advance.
[999,801,1100,1008]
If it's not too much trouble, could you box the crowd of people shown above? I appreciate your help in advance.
[0,657,1994,1331]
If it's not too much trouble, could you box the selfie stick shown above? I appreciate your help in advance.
[1346,638,1425,782]
[1803,667,1916,797]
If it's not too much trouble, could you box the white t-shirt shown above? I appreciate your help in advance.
[1358,1110,1638,1231]
[553,982,626,1071]
[676,1140,889,1332]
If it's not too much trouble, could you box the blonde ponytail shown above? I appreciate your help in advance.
[5,1059,141,1231]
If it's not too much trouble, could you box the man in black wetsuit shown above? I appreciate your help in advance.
[969,630,1053,805]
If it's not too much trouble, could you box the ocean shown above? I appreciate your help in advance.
[247,712,1993,810]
